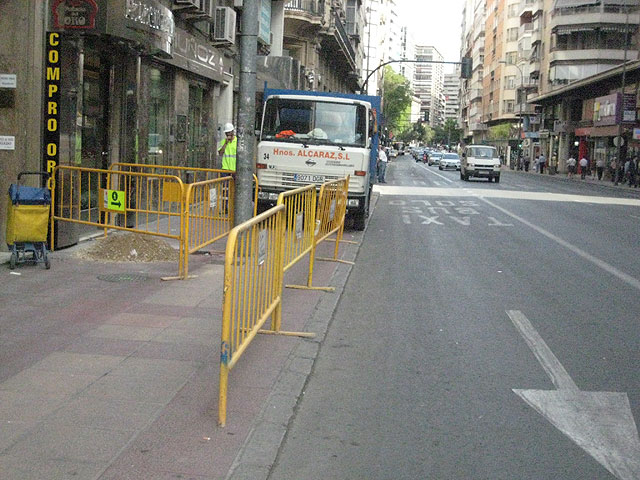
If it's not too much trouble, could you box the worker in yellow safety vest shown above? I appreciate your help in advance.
[218,123,237,172]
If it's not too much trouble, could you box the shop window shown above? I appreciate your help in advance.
[188,85,208,168]
[148,67,169,164]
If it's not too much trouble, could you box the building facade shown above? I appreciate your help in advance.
[414,45,445,126]
[444,71,462,122]
[0,0,365,251]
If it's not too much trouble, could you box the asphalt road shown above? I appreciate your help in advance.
[268,155,640,480]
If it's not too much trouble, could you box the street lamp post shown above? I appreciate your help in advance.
[499,60,524,169]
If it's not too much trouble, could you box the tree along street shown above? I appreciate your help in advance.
[269,155,640,480]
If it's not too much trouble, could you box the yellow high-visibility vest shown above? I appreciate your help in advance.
[218,137,237,171]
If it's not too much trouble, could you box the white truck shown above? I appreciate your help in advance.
[460,144,501,183]
[256,88,382,230]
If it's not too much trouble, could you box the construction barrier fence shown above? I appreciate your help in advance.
[218,177,351,426]
[110,163,259,216]
[286,176,351,291]
[183,176,234,278]
[51,165,187,272]
[276,185,317,273]
[51,164,260,279]
[218,204,285,427]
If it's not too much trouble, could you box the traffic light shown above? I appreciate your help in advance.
[461,57,473,79]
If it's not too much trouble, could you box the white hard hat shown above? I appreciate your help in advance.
[223,123,235,133]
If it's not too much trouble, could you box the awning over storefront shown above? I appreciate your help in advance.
[590,125,620,137]
[575,127,592,136]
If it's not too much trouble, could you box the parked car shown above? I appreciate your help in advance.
[439,152,461,170]
[428,152,443,166]
[389,148,398,158]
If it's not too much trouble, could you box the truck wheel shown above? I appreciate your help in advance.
[494,176,500,183]
[352,210,366,231]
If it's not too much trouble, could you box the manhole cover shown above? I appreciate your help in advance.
[97,273,150,283]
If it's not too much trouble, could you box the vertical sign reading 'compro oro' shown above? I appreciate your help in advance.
[44,32,60,190]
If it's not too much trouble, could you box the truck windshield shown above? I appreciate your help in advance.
[261,98,367,147]
[468,147,496,158]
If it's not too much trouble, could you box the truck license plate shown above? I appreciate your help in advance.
[294,174,325,183]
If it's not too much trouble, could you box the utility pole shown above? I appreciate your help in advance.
[236,0,260,224]
[615,1,633,185]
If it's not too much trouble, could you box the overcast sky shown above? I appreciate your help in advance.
[402,0,466,73]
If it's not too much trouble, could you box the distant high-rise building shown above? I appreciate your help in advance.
[414,45,445,127]
[444,71,461,122]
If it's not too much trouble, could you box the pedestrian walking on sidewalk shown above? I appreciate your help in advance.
[538,153,546,174]
[377,144,388,183]
[579,156,589,180]
[627,157,637,187]
[596,157,605,180]
[567,156,576,178]
[610,158,618,183]
[524,156,531,172]
[624,158,632,184]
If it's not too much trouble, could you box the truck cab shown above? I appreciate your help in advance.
[256,89,381,230]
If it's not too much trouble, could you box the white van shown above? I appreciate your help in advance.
[460,145,501,182]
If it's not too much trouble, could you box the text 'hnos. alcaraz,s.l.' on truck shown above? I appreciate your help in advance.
[256,88,382,230]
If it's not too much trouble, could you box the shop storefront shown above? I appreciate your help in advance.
[47,0,230,246]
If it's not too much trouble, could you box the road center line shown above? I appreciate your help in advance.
[418,163,453,183]
[480,197,640,291]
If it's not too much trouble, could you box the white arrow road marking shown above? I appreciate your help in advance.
[507,310,640,480]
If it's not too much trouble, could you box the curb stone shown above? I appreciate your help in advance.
[224,195,376,480]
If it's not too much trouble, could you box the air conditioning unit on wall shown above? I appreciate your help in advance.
[214,6,236,44]
[200,0,215,19]
[174,0,199,7]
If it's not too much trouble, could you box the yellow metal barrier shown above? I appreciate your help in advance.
[182,176,234,278]
[276,185,317,273]
[287,176,351,291]
[50,165,186,274]
[110,163,259,216]
[218,205,285,427]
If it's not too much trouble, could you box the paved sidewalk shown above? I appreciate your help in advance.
[509,166,640,192]
[0,224,363,479]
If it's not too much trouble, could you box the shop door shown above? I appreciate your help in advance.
[187,85,207,167]
[79,49,110,229]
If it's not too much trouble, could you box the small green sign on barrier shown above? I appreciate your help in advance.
[103,189,125,212]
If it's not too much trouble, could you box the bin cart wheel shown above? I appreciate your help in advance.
[9,252,16,270]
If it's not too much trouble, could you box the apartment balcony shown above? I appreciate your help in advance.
[549,48,639,64]
[520,0,542,18]
[469,122,488,131]
[530,28,542,45]
[284,0,325,31]
[469,88,483,101]
[514,103,537,115]
[518,49,531,63]
[519,23,533,37]
[521,77,539,90]
[346,21,360,42]
[530,58,541,74]
[550,7,635,32]
[319,10,357,71]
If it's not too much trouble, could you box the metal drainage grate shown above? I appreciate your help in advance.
[97,273,150,283]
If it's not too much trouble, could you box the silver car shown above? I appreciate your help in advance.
[439,152,461,170]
